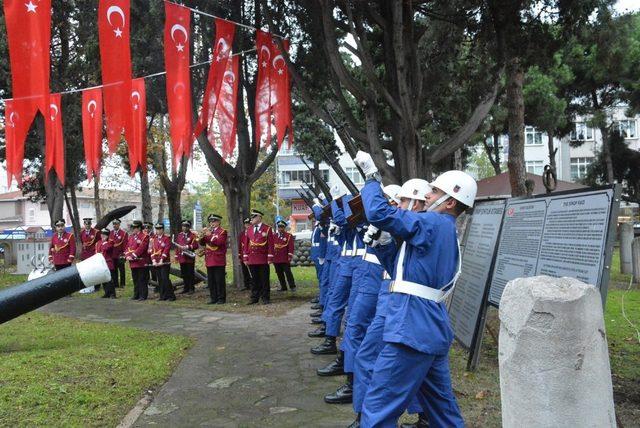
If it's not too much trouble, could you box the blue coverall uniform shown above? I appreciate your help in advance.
[359,179,464,428]
[311,204,328,299]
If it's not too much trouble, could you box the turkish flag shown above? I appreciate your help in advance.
[271,40,294,149]
[3,100,31,186]
[209,56,239,158]
[82,88,103,181]
[254,31,273,148]
[164,2,192,168]
[194,18,236,143]
[98,0,132,152]
[127,78,147,176]
[3,0,51,185]
[45,93,65,185]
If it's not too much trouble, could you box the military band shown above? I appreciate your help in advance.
[80,218,99,261]
[243,209,274,305]
[150,223,174,301]
[175,220,199,294]
[95,228,117,298]
[49,219,76,270]
[109,219,128,288]
[200,214,227,304]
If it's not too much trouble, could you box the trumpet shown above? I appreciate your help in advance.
[197,226,214,240]
[171,234,196,259]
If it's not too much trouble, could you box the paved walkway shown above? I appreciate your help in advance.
[41,297,354,427]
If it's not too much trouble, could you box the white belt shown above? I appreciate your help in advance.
[312,243,320,247]
[363,252,380,265]
[383,272,391,280]
[352,248,366,256]
[389,280,455,303]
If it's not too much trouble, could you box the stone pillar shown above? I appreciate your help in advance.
[499,276,616,428]
[632,237,640,284]
[619,222,634,274]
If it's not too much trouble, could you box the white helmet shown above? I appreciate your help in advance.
[382,184,402,204]
[397,179,431,202]
[429,170,477,208]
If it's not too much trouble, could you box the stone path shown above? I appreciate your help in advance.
[41,297,355,427]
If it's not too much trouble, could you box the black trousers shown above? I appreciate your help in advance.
[249,264,270,303]
[54,263,71,271]
[207,266,226,303]
[274,263,296,290]
[180,263,195,292]
[102,268,117,297]
[241,263,253,290]
[131,267,148,300]
[115,257,126,287]
[155,265,174,300]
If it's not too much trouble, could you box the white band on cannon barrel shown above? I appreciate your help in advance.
[76,253,112,287]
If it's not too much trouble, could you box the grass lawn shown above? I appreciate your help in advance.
[0,312,192,427]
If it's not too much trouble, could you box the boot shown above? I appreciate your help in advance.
[347,413,361,428]
[309,310,323,318]
[311,303,323,310]
[311,317,324,325]
[311,336,337,355]
[324,374,353,404]
[310,297,319,304]
[308,326,326,338]
[317,351,345,376]
[400,413,429,428]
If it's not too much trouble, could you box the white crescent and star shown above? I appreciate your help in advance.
[131,91,140,110]
[8,112,18,127]
[171,24,188,52]
[216,38,229,60]
[223,70,236,84]
[272,54,286,75]
[25,1,37,13]
[106,5,125,38]
[260,45,271,68]
[173,82,185,97]
[87,100,97,118]
[49,103,59,121]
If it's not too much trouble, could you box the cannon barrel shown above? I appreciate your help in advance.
[0,253,111,324]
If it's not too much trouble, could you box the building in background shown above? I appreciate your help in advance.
[276,144,363,232]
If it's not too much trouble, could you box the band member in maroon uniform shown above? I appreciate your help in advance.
[49,219,76,270]
[150,223,175,301]
[95,228,117,298]
[109,219,128,288]
[175,220,199,294]
[238,217,253,290]
[273,220,296,292]
[200,214,228,304]
[243,209,274,305]
[80,218,99,260]
[125,220,150,301]
[143,221,154,288]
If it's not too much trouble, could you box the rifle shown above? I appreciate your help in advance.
[323,106,366,179]
[301,177,322,201]
[299,157,332,201]
[318,144,360,197]
[296,190,314,210]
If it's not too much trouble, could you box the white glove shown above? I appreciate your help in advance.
[313,197,321,207]
[318,258,325,265]
[330,184,342,199]
[318,192,326,201]
[363,225,381,246]
[354,150,378,177]
[329,221,341,235]
[376,231,393,247]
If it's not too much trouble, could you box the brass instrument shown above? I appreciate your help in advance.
[171,234,196,259]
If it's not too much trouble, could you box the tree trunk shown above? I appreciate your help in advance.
[223,179,250,290]
[165,187,182,237]
[454,148,463,171]
[483,133,502,175]
[65,186,82,258]
[599,126,615,184]
[93,174,102,220]
[139,170,153,223]
[157,186,166,224]
[506,57,527,196]
[546,127,557,172]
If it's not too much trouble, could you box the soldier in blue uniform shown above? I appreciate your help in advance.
[310,196,328,312]
[354,151,476,428]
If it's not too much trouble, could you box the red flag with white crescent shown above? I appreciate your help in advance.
[98,0,132,152]
[3,100,30,186]
[45,93,65,185]
[209,56,239,157]
[194,18,236,143]
[271,40,294,149]
[127,78,147,176]
[254,30,273,148]
[164,2,193,168]
[82,88,103,181]
[3,0,52,185]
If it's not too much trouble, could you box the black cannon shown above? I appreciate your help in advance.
[0,253,111,324]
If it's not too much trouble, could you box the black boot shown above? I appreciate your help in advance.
[311,317,324,325]
[400,412,429,428]
[324,374,353,404]
[308,326,326,338]
[347,413,361,428]
[310,303,323,310]
[311,336,337,355]
[309,310,323,318]
[310,297,319,304]
[317,351,345,376]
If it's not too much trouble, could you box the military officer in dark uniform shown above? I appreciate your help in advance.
[242,209,274,305]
